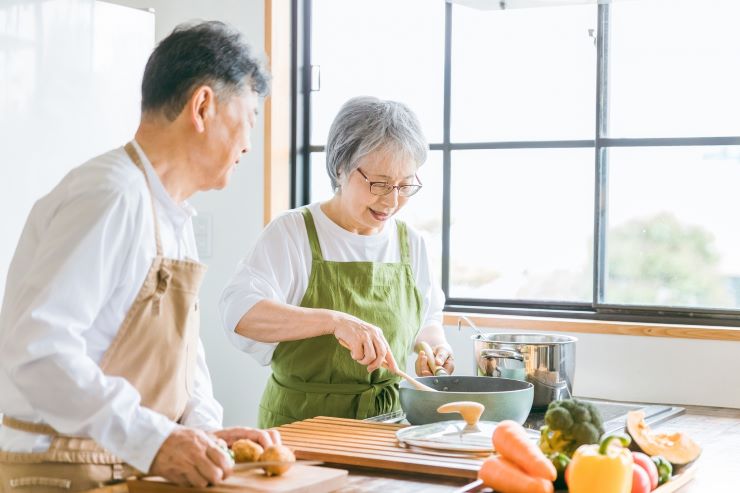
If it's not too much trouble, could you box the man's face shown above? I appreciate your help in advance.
[198,86,259,190]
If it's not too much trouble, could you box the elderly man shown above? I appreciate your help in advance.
[0,21,278,492]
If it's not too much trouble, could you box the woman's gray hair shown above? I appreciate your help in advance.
[326,96,428,190]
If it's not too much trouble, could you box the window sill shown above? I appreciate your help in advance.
[443,312,740,341]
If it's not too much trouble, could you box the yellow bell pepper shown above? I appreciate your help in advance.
[568,435,633,493]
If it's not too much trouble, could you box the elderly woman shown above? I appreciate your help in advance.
[220,96,454,427]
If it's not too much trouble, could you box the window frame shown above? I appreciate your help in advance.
[291,0,740,327]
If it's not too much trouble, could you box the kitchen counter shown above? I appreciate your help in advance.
[82,404,740,493]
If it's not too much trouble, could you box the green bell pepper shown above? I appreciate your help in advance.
[651,455,673,486]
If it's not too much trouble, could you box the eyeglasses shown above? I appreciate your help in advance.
[356,168,423,197]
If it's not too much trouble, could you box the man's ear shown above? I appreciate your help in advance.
[188,85,215,133]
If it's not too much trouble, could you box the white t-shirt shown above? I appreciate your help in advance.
[219,202,445,366]
[0,141,222,473]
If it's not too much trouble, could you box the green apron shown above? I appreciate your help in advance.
[258,208,423,428]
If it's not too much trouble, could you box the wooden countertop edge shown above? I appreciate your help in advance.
[443,312,740,342]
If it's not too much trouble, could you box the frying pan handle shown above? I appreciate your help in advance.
[480,349,524,361]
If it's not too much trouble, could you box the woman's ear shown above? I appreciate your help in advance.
[188,85,216,133]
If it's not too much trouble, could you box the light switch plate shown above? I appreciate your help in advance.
[192,213,213,259]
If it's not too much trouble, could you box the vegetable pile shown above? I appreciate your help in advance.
[477,399,696,492]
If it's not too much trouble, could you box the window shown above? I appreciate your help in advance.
[293,0,740,324]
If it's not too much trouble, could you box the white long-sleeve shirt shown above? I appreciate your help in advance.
[0,141,222,473]
[219,201,445,366]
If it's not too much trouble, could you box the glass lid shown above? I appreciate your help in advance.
[396,420,498,453]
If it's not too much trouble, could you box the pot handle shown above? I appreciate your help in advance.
[480,349,524,361]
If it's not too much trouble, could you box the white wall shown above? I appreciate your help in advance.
[0,0,153,302]
[107,0,272,427]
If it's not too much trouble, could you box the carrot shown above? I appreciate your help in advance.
[493,420,557,481]
[478,456,554,493]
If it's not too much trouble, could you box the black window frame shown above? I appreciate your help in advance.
[291,0,740,327]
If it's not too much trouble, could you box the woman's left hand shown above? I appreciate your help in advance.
[415,344,455,376]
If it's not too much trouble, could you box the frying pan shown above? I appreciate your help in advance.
[399,376,533,425]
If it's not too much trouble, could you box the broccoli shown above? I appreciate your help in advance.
[538,399,605,457]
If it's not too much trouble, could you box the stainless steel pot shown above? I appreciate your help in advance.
[472,332,577,409]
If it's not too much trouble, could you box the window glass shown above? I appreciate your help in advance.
[311,0,444,145]
[606,146,740,309]
[451,3,596,142]
[609,0,740,137]
[449,149,594,301]
[303,0,740,320]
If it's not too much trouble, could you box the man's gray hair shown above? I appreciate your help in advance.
[326,96,428,190]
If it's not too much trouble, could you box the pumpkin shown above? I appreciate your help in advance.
[625,410,701,469]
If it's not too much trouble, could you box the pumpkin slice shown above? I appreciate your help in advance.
[626,410,701,469]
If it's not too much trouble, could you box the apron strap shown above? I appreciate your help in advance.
[124,142,163,258]
[396,220,411,264]
[2,416,59,436]
[1,419,130,465]
[300,208,324,261]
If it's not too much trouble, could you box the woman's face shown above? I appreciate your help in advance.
[336,148,419,235]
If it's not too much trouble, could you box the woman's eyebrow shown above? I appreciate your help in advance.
[370,173,415,180]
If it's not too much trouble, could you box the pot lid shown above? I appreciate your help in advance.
[396,400,500,454]
[396,419,497,453]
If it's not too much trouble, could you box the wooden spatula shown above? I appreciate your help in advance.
[337,338,437,392]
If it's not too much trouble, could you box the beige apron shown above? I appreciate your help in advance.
[0,143,207,493]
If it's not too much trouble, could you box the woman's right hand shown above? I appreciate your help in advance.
[331,312,398,374]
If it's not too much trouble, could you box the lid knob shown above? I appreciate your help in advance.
[436,401,485,427]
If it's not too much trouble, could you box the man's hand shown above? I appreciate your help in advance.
[149,426,233,488]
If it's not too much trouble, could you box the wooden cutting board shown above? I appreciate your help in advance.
[126,465,347,493]
[276,416,486,479]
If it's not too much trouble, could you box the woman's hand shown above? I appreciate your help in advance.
[332,311,398,373]
[415,343,455,376]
